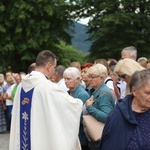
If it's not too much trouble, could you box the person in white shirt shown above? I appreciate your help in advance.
[3,76,15,131]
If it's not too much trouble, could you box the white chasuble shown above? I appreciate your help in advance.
[9,71,83,150]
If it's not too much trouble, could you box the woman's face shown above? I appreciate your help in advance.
[88,74,103,89]
[117,72,131,83]
[133,83,150,111]
[64,75,80,90]
[81,67,90,85]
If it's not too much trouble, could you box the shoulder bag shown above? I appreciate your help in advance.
[83,114,104,142]
[83,91,109,142]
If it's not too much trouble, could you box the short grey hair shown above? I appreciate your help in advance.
[55,65,66,77]
[121,46,137,58]
[137,57,147,63]
[63,67,81,79]
[87,64,108,79]
[129,69,150,91]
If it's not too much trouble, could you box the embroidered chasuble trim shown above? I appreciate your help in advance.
[20,88,34,150]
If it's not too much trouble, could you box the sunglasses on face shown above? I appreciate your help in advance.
[118,74,126,79]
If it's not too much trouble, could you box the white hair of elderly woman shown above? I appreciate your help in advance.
[63,67,81,79]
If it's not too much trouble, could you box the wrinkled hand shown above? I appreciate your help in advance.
[86,99,94,106]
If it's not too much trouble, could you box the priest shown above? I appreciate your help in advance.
[9,50,83,150]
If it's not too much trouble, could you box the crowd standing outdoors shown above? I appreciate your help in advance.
[0,46,149,150]
[0,71,22,133]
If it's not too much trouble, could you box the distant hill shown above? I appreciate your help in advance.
[69,22,92,53]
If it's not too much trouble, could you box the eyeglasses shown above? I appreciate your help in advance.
[118,74,126,79]
[88,75,100,79]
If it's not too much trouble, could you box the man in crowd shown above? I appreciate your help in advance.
[9,50,83,150]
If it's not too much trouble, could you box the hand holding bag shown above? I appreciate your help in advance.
[83,114,104,142]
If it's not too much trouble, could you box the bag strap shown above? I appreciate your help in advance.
[104,78,113,84]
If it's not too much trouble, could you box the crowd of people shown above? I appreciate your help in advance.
[0,71,22,133]
[0,46,150,150]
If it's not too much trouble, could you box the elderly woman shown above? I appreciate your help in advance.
[100,69,150,150]
[63,67,90,150]
[114,58,145,96]
[94,59,118,101]
[85,64,115,150]
[81,63,94,96]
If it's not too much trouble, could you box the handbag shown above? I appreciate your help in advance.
[83,115,104,142]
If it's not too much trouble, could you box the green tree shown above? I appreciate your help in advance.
[55,40,87,67]
[74,0,150,61]
[0,0,74,73]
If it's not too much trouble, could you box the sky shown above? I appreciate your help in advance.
[77,17,90,25]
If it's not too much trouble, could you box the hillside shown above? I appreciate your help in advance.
[70,22,92,53]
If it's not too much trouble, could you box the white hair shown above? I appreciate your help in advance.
[63,67,81,79]
[137,57,147,63]
[121,46,137,58]
[88,64,108,79]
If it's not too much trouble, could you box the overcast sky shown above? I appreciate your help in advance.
[77,17,90,25]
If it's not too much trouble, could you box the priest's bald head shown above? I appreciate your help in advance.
[35,50,57,79]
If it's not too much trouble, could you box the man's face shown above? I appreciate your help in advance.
[6,72,12,79]
[121,52,136,60]
[15,75,21,84]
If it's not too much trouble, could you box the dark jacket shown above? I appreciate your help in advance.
[99,94,138,150]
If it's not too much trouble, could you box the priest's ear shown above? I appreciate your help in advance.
[46,62,53,71]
